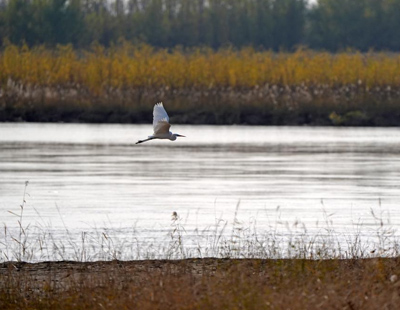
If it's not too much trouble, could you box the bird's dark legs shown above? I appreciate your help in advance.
[135,137,155,144]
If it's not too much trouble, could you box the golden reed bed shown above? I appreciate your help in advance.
[2,43,400,91]
[1,43,400,125]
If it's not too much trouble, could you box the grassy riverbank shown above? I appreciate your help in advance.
[1,44,400,125]
[1,184,399,308]
[1,258,400,309]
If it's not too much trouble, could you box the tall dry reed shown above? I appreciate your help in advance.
[2,43,400,92]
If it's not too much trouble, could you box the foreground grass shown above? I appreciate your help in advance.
[2,183,399,262]
[1,43,400,125]
[1,183,399,308]
[1,258,400,309]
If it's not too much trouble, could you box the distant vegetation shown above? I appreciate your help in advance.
[1,0,400,52]
[1,43,400,125]
[1,0,400,125]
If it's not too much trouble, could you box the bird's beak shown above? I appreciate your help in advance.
[176,134,186,137]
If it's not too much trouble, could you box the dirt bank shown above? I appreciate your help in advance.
[1,258,400,309]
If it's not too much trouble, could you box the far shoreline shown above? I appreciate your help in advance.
[2,91,400,126]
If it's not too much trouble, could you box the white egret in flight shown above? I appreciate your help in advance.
[136,102,185,144]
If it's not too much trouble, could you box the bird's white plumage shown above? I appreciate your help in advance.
[136,102,185,144]
[153,103,170,134]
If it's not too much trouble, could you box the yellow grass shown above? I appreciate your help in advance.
[2,43,400,95]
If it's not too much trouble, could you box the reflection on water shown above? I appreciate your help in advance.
[0,123,400,260]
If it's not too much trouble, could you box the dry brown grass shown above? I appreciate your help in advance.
[1,258,400,309]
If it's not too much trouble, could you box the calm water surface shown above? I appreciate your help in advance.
[1,123,400,259]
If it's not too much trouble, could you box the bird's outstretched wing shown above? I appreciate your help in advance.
[153,102,171,134]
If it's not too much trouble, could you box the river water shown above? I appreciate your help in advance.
[0,123,400,261]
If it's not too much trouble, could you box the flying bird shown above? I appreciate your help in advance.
[136,102,185,144]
